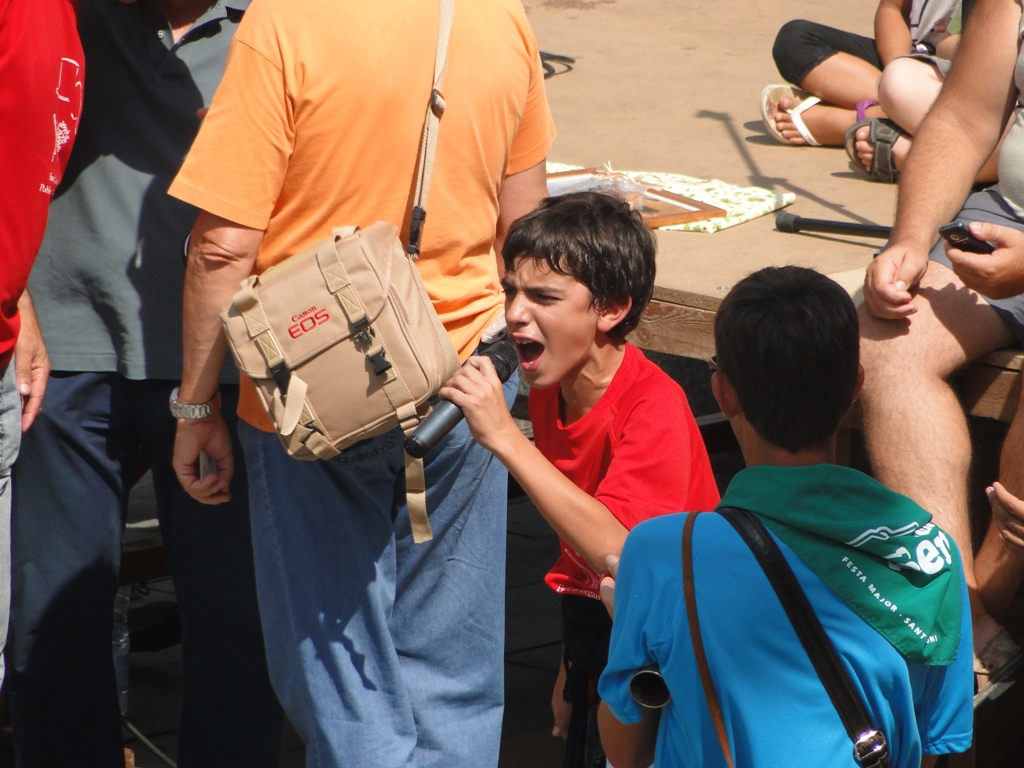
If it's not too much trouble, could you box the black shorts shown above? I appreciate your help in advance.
[773,19,881,86]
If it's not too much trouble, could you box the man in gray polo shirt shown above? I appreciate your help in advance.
[6,0,282,763]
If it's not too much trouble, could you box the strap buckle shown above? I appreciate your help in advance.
[269,361,292,395]
[369,349,393,376]
[407,205,427,257]
[430,89,446,118]
[353,319,375,347]
[853,730,889,768]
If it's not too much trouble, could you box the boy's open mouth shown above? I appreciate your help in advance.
[514,339,544,368]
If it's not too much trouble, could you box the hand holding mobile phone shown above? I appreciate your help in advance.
[938,220,995,254]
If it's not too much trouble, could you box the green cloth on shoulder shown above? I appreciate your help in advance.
[719,464,962,665]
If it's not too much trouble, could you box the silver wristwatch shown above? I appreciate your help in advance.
[169,387,216,419]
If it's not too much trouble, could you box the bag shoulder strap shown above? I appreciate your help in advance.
[407,0,455,257]
[717,506,890,768]
[682,512,735,768]
[397,0,457,542]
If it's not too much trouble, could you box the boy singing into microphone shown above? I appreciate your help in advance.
[440,191,719,766]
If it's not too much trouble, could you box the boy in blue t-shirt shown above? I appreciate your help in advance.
[597,266,972,768]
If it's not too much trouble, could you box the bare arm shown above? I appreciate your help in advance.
[864,0,1020,318]
[439,357,628,571]
[892,0,1018,245]
[598,701,659,768]
[874,0,914,66]
[14,291,49,432]
[172,211,264,504]
[494,159,548,274]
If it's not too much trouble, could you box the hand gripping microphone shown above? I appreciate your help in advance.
[404,338,520,459]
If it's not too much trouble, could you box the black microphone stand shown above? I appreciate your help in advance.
[775,212,891,240]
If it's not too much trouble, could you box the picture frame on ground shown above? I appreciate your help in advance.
[547,168,726,227]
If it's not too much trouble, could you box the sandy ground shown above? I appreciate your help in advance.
[526,0,894,299]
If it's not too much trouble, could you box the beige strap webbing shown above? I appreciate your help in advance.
[315,236,422,430]
[234,280,287,374]
[313,233,421,421]
[269,372,308,437]
[234,281,307,435]
[410,0,454,215]
[235,280,337,453]
[393,0,454,543]
[316,235,370,326]
[291,412,340,459]
[404,452,432,543]
[314,235,431,541]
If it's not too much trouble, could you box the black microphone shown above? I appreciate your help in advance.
[404,338,520,458]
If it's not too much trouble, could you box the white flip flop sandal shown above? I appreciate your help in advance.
[760,84,822,146]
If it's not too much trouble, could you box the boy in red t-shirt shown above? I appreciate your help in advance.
[440,190,720,767]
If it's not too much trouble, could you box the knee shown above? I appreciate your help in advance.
[774,19,814,53]
[773,20,821,84]
[878,58,942,131]
[858,301,963,401]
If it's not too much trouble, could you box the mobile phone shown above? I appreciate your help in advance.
[199,450,217,480]
[938,220,995,254]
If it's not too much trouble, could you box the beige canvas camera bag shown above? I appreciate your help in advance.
[219,0,457,542]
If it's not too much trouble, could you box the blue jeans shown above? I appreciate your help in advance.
[0,363,20,691]
[239,373,517,768]
[8,373,282,766]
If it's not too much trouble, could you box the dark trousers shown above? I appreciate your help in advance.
[561,595,612,768]
[8,372,282,767]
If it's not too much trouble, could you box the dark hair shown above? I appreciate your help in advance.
[713,266,860,453]
[502,191,656,342]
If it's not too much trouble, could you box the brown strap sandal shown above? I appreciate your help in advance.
[844,118,904,184]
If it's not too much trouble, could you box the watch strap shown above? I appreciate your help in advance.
[169,387,217,419]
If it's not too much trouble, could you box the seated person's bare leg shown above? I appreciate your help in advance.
[880,57,944,132]
[974,397,1024,625]
[771,52,883,146]
[854,57,1001,182]
[851,57,938,173]
[859,261,1015,651]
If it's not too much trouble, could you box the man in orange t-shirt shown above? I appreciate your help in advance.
[167,1,555,765]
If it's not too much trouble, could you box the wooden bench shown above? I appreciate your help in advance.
[631,296,1024,425]
[956,348,1023,424]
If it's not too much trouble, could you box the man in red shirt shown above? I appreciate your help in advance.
[0,0,83,428]
[0,0,82,691]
